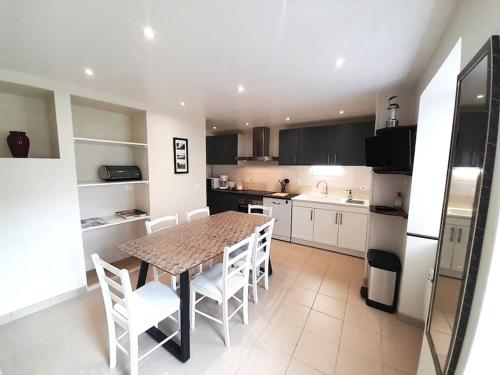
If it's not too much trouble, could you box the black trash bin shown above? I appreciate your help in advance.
[366,249,401,313]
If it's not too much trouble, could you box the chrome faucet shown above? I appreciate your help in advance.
[316,179,328,196]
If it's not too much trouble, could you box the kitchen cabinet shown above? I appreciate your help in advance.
[206,133,238,165]
[313,208,339,246]
[453,112,488,168]
[291,206,314,241]
[279,128,300,165]
[278,121,374,166]
[439,216,471,277]
[292,200,368,256]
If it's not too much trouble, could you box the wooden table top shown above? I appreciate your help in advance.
[117,211,271,275]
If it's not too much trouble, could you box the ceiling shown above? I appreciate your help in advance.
[0,0,457,132]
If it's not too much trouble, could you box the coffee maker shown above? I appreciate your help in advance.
[219,175,228,189]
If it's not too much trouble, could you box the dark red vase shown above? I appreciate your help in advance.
[7,131,30,158]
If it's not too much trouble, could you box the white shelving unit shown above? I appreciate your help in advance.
[81,215,151,232]
[77,180,149,187]
[71,95,150,281]
[73,137,147,147]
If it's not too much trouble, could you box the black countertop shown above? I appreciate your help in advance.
[208,188,298,200]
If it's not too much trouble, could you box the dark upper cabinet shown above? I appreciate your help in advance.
[279,121,374,166]
[278,128,300,165]
[206,134,238,165]
[332,121,374,165]
[454,112,488,168]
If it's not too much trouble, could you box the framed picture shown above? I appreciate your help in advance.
[173,137,189,174]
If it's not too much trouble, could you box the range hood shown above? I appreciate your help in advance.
[237,127,279,162]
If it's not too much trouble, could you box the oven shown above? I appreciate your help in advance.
[237,196,263,213]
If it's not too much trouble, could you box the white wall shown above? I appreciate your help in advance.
[0,68,206,319]
[415,0,500,373]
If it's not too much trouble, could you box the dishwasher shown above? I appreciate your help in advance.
[263,197,292,242]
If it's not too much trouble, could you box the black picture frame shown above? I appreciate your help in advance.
[173,137,189,174]
[425,35,499,374]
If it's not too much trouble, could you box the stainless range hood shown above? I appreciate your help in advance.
[237,127,279,161]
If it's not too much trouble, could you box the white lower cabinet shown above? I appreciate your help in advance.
[292,201,368,256]
[439,216,471,277]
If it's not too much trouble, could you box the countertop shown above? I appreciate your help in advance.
[208,188,299,200]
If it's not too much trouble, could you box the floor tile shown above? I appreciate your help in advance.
[284,286,317,308]
[381,337,420,374]
[380,316,423,348]
[335,346,383,375]
[261,320,304,355]
[304,310,342,343]
[383,365,410,375]
[237,342,290,375]
[340,323,382,362]
[294,273,323,292]
[312,293,346,320]
[286,358,325,375]
[294,331,338,375]
[319,280,349,301]
[271,302,311,328]
[344,303,381,334]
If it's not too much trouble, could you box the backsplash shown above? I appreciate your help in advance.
[208,164,372,200]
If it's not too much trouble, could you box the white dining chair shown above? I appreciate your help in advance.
[190,233,255,347]
[92,254,180,375]
[248,204,273,217]
[186,207,211,271]
[145,215,179,290]
[248,219,275,303]
[186,206,210,222]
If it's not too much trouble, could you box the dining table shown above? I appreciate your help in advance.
[116,210,273,363]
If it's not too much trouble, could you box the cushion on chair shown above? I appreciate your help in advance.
[191,263,246,302]
[114,281,180,332]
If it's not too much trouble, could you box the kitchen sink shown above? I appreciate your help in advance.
[347,199,365,205]
[292,194,368,206]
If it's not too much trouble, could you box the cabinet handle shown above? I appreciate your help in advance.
[328,153,330,165]
[457,228,462,243]
[334,153,337,165]
[340,213,343,225]
[310,209,313,221]
[450,227,455,242]
[293,155,297,164]
[335,212,338,224]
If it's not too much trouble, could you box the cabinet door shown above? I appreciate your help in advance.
[313,208,339,246]
[298,126,331,165]
[337,211,368,252]
[331,121,374,165]
[279,129,300,165]
[292,206,314,241]
[439,224,455,270]
[206,134,238,165]
[451,226,470,273]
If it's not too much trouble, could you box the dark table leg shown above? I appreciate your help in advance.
[136,262,191,362]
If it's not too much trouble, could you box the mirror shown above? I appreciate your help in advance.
[427,36,499,374]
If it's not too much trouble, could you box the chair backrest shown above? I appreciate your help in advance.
[186,207,210,222]
[222,234,255,296]
[248,204,273,217]
[252,219,275,263]
[92,253,134,329]
[145,214,179,234]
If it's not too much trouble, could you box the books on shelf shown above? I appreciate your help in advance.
[81,217,107,229]
[115,209,148,220]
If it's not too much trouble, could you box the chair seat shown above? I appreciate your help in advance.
[114,281,180,332]
[191,263,246,303]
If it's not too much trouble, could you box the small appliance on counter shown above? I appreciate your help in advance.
[209,177,220,189]
[228,181,236,189]
[99,166,142,181]
[236,181,244,190]
[219,175,228,189]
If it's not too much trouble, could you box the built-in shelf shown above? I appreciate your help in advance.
[370,205,408,219]
[77,180,149,187]
[81,214,150,232]
[373,170,412,176]
[73,137,147,147]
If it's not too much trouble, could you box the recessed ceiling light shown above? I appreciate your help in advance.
[143,26,156,40]
[84,68,94,76]
[237,85,245,93]
[212,126,217,130]
[180,101,186,107]
[334,58,345,68]
[477,94,485,99]
[245,122,250,126]
[285,117,291,121]
[339,110,345,115]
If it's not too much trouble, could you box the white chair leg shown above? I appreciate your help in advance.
[129,334,139,375]
[107,321,117,368]
[222,300,230,347]
[252,268,259,304]
[198,264,203,274]
[191,290,196,329]
[264,259,270,290]
[171,275,177,291]
[243,286,249,325]
[153,266,159,281]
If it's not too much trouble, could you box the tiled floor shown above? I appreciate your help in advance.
[0,240,423,375]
